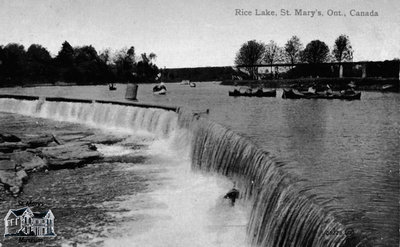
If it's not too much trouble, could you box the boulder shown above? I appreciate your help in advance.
[10,151,47,171]
[0,134,21,143]
[80,134,124,145]
[41,142,102,169]
[0,170,23,194]
[21,134,59,148]
[0,142,29,153]
[0,160,16,170]
[56,132,89,142]
[16,170,28,182]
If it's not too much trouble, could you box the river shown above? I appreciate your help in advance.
[0,82,398,247]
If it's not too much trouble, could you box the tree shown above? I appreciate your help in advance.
[302,40,330,63]
[1,43,27,81]
[111,46,137,82]
[136,53,159,83]
[333,34,353,62]
[264,40,280,65]
[126,46,135,66]
[284,36,303,66]
[56,41,74,67]
[149,52,156,61]
[264,40,285,78]
[27,44,51,63]
[74,45,99,64]
[99,48,112,65]
[26,44,53,81]
[235,40,266,79]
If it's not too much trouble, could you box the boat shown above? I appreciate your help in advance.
[109,83,116,91]
[282,88,361,100]
[180,80,190,85]
[153,88,167,95]
[153,83,167,95]
[189,82,196,87]
[281,88,304,99]
[229,87,276,97]
[381,84,395,92]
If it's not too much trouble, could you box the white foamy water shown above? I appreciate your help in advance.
[0,98,250,247]
[96,144,142,157]
[102,131,250,247]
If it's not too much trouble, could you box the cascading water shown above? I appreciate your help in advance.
[0,98,249,247]
[0,97,364,246]
[0,98,178,138]
[188,119,364,247]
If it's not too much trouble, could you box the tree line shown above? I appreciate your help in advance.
[235,35,354,79]
[0,41,159,86]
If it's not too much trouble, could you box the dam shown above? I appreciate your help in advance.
[0,82,398,246]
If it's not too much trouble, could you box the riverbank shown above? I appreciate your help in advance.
[221,77,399,91]
[0,113,153,246]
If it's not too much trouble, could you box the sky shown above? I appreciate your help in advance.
[0,0,399,68]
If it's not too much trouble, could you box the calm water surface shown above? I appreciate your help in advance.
[0,82,399,246]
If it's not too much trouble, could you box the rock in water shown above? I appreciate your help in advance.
[0,160,16,171]
[0,170,24,194]
[10,151,47,171]
[80,134,124,145]
[21,134,58,148]
[0,133,21,143]
[0,142,29,153]
[41,142,102,169]
[16,170,28,182]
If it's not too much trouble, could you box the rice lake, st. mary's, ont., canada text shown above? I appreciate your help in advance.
[234,8,379,17]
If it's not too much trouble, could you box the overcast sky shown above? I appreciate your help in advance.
[0,0,399,68]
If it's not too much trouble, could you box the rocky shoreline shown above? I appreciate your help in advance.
[0,133,105,196]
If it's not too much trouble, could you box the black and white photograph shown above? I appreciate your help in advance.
[0,0,399,246]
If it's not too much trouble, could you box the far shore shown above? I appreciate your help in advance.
[0,77,398,92]
[221,77,399,91]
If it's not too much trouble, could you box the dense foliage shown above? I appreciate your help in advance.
[0,41,159,86]
[333,34,353,63]
[234,35,353,78]
[302,40,330,63]
[234,40,266,79]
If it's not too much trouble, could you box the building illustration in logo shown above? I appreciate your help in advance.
[4,207,56,237]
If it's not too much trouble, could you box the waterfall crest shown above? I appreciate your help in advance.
[189,119,351,247]
[0,98,178,138]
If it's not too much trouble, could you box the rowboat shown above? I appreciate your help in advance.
[229,88,276,97]
[109,83,116,91]
[153,83,167,95]
[282,89,361,100]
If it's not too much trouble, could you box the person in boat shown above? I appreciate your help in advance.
[325,84,333,95]
[342,82,356,95]
[307,84,316,94]
[255,87,263,94]
[224,185,239,206]
[153,82,167,92]
[159,82,167,91]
